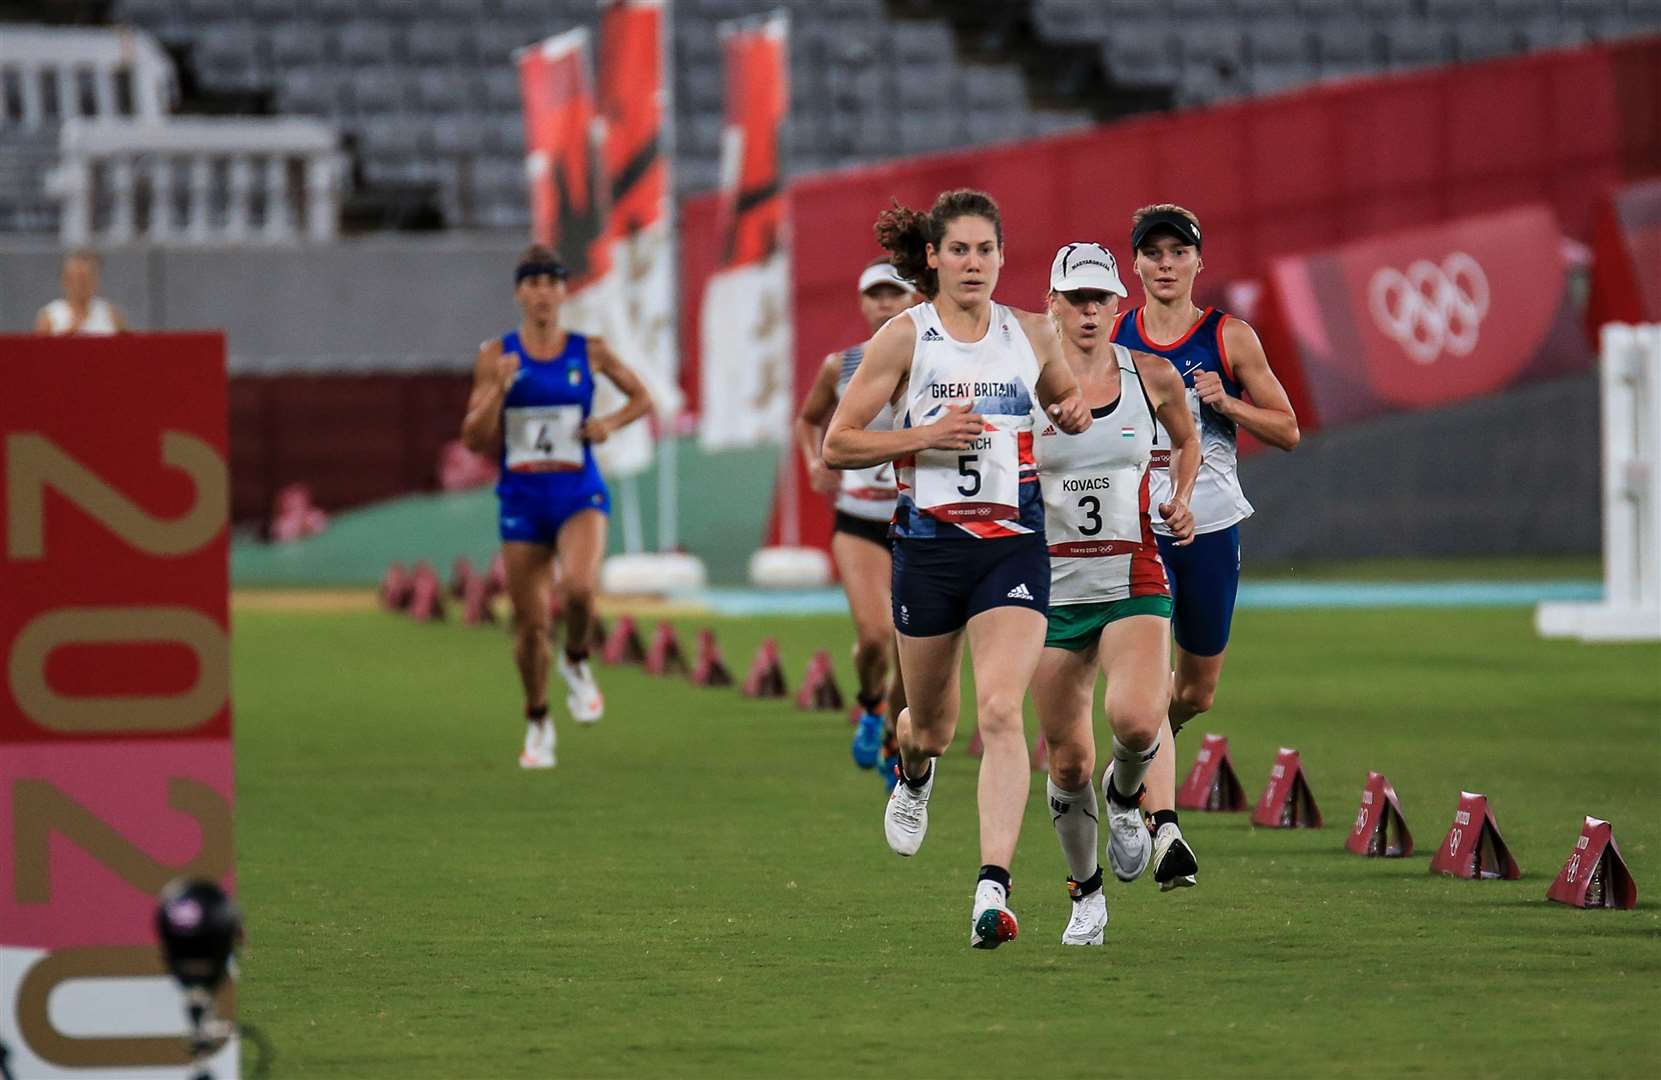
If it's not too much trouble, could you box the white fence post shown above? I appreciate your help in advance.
[1537,324,1661,642]
[49,118,344,246]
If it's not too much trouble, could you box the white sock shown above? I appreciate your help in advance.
[1046,777,1099,880]
[1109,735,1159,803]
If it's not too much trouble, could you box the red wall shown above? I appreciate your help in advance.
[675,36,1661,549]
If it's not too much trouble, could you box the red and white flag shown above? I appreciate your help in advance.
[698,10,791,451]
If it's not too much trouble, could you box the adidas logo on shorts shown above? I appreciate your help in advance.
[1006,583,1034,600]
[1040,424,1057,436]
[920,327,944,342]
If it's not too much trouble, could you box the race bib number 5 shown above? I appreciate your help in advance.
[505,405,584,472]
[913,428,1019,521]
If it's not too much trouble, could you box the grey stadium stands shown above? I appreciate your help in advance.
[7,0,1659,234]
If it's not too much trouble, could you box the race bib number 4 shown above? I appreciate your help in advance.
[505,405,584,472]
[913,428,1019,521]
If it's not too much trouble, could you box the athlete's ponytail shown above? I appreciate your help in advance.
[874,189,1003,299]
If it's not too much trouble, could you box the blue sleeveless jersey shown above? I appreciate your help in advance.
[496,329,605,503]
[1112,306,1254,536]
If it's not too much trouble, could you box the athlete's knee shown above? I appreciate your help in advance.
[977,693,1024,738]
[1173,680,1216,718]
[1108,696,1164,751]
[1047,739,1095,791]
[854,628,891,667]
[560,579,596,614]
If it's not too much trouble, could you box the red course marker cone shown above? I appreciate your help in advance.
[1346,771,1413,856]
[1429,791,1521,880]
[645,621,689,676]
[406,561,446,621]
[795,649,845,710]
[1176,733,1248,811]
[691,629,734,687]
[1251,747,1323,828]
[449,556,475,599]
[586,615,609,655]
[966,729,984,759]
[603,616,647,665]
[486,552,507,593]
[741,638,788,698]
[461,571,497,626]
[1547,817,1638,909]
[379,562,413,611]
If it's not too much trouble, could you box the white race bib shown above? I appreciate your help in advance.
[841,461,897,501]
[504,404,585,472]
[912,426,1020,521]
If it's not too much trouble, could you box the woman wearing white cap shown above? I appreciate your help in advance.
[1111,204,1301,889]
[793,257,921,785]
[1032,242,1199,945]
[824,189,1093,949]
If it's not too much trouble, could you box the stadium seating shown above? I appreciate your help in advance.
[7,0,1658,235]
[1032,0,1661,104]
[61,0,1088,231]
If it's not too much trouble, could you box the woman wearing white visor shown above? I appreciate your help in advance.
[1032,242,1199,945]
[795,258,921,784]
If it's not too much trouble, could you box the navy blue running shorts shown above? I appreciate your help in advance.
[499,483,610,546]
[891,534,1050,638]
[1155,524,1240,658]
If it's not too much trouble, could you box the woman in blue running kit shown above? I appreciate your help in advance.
[1109,205,1300,884]
[460,246,654,770]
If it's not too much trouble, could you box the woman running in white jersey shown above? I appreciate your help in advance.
[1030,242,1199,946]
[1110,205,1300,887]
[794,258,921,785]
[824,189,1092,949]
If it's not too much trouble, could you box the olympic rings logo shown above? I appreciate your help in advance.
[1367,252,1490,364]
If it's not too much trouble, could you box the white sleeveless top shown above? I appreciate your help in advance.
[1035,345,1169,604]
[832,343,899,523]
[893,301,1045,540]
[41,298,119,335]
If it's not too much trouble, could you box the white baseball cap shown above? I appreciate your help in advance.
[1050,242,1127,297]
[857,261,917,295]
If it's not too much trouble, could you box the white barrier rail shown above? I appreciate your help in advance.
[0,26,175,128]
[1537,323,1661,642]
[48,117,347,245]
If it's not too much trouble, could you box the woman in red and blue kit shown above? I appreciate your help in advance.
[461,245,653,770]
[1110,205,1300,889]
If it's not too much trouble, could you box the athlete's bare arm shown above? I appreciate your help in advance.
[110,304,129,332]
[1017,308,1092,435]
[32,307,51,334]
[460,337,515,454]
[1134,350,1200,544]
[1198,318,1300,451]
[825,316,981,468]
[794,355,843,494]
[581,335,655,444]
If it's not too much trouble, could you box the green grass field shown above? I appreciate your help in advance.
[232,603,1661,1078]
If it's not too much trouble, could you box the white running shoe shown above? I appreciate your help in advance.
[558,653,604,724]
[1061,881,1109,946]
[518,719,556,770]
[883,757,935,856]
[970,879,1019,949]
[1101,764,1153,882]
[1151,822,1198,891]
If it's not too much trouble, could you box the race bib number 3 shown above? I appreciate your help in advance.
[914,428,1019,521]
[505,405,584,472]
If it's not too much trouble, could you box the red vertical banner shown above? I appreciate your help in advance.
[698,11,792,455]
[0,334,237,1076]
[592,0,681,479]
[519,28,610,290]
